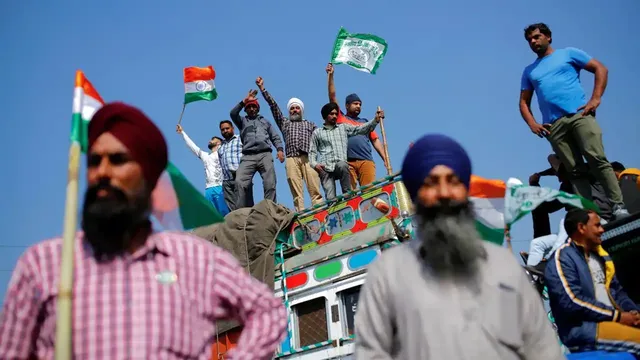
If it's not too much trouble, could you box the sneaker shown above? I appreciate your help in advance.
[612,204,630,219]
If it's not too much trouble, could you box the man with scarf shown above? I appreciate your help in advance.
[230,89,285,208]
[0,102,287,359]
[256,76,323,212]
[354,134,564,360]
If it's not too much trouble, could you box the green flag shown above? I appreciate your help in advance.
[330,27,388,74]
[504,181,599,226]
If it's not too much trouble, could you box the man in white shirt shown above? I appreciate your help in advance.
[527,217,568,267]
[176,124,229,216]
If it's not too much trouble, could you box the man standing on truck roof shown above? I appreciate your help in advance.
[230,89,285,208]
[354,133,565,360]
[309,102,383,201]
[518,22,629,220]
[0,102,287,359]
[176,124,229,216]
[326,63,388,189]
[256,76,323,212]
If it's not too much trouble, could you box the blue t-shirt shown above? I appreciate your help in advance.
[345,115,373,161]
[521,47,593,124]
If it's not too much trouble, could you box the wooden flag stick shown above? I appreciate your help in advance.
[377,106,393,176]
[54,141,81,360]
[177,104,186,125]
[377,105,412,214]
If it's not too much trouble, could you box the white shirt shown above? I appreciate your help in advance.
[587,254,613,308]
[181,131,223,188]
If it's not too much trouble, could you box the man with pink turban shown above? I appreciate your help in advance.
[0,102,287,359]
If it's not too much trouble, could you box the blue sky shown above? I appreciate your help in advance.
[1,0,638,301]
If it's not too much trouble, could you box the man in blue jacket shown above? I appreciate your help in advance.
[545,208,640,355]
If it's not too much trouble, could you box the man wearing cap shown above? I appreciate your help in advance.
[326,63,388,189]
[0,102,287,359]
[230,89,285,208]
[354,134,564,360]
[256,76,323,212]
[309,103,383,201]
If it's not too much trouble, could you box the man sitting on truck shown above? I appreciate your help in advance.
[545,208,640,355]
[611,161,640,189]
[611,161,640,214]
[354,133,564,360]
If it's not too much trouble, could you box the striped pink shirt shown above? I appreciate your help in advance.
[0,231,287,359]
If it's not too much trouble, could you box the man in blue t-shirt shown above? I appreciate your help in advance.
[518,22,629,219]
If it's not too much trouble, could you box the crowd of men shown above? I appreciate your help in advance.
[0,22,639,360]
[178,65,387,215]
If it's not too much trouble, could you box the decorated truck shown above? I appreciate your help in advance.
[206,174,640,360]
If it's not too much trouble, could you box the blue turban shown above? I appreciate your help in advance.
[401,134,472,200]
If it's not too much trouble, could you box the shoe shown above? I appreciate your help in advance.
[612,204,630,220]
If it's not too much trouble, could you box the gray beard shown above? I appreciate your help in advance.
[290,113,302,121]
[415,200,487,277]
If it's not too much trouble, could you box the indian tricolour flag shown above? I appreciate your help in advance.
[71,70,105,151]
[69,70,223,230]
[469,175,507,245]
[184,66,217,104]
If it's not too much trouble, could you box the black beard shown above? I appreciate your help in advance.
[415,199,487,277]
[81,180,151,260]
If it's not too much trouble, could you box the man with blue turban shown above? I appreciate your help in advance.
[354,134,564,360]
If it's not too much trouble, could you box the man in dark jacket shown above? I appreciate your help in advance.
[530,154,612,238]
[544,208,640,355]
[230,89,285,208]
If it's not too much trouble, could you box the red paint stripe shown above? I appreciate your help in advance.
[285,272,308,289]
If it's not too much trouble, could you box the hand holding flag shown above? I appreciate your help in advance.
[177,65,217,126]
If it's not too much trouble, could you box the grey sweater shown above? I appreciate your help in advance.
[230,101,284,155]
[354,240,565,360]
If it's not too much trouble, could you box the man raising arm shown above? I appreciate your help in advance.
[326,63,388,188]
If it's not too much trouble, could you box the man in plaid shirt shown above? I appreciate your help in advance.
[309,102,384,200]
[256,76,323,212]
[218,119,249,211]
[0,102,287,359]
